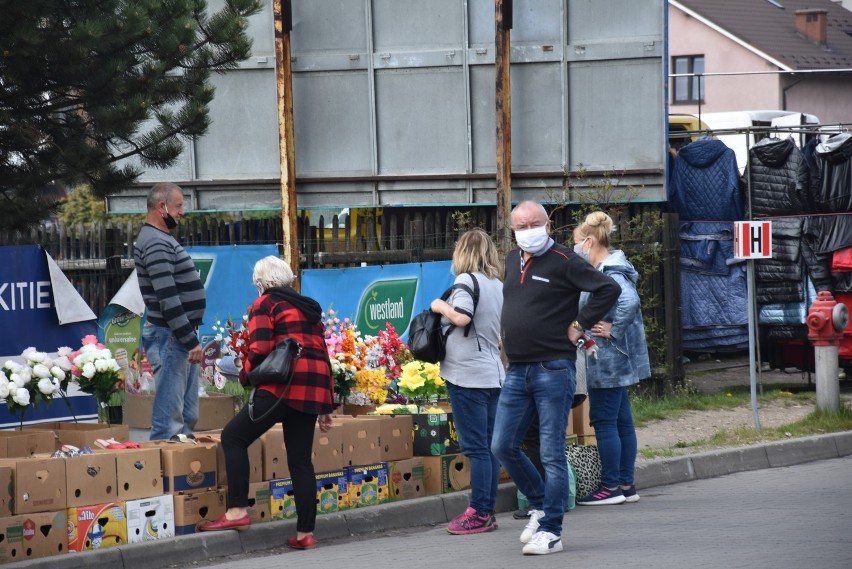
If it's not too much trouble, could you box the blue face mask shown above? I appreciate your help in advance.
[573,238,590,262]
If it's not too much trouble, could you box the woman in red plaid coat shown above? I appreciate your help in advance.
[199,256,334,549]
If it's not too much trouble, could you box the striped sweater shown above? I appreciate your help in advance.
[134,224,206,350]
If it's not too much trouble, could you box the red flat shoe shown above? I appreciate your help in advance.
[198,514,251,532]
[287,534,317,549]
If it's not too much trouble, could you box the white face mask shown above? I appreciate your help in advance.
[573,238,590,262]
[515,225,550,254]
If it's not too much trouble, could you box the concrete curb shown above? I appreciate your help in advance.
[14,431,852,569]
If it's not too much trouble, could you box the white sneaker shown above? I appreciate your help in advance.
[519,509,545,543]
[522,531,563,555]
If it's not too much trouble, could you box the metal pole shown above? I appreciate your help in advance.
[746,259,762,431]
[815,344,840,413]
[495,0,512,249]
[273,0,300,290]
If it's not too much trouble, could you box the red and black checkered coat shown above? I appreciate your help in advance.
[238,288,334,415]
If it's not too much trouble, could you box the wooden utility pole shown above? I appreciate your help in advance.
[495,0,513,249]
[273,0,300,289]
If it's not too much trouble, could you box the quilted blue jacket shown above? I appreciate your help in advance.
[668,138,743,221]
[580,251,651,388]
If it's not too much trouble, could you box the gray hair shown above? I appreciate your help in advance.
[146,183,181,210]
[253,256,295,292]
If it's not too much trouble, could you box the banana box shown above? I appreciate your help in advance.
[67,502,127,552]
[0,510,67,563]
[125,494,175,543]
[269,478,295,521]
[422,454,471,495]
[411,412,459,456]
[172,489,226,535]
[348,463,388,508]
[247,481,271,524]
[388,458,425,501]
[316,469,347,514]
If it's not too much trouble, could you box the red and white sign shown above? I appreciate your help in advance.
[734,221,773,259]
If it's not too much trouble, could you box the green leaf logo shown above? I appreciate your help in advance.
[355,278,418,334]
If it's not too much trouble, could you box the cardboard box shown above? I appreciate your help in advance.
[22,422,130,450]
[65,452,118,507]
[0,456,66,514]
[388,458,425,501]
[261,430,288,480]
[422,454,470,495]
[247,481,271,524]
[0,510,67,563]
[67,502,127,552]
[269,478,295,520]
[113,447,164,500]
[337,417,381,466]
[313,427,344,472]
[0,431,55,458]
[141,441,217,495]
[172,489,226,535]
[412,412,459,456]
[0,466,12,518]
[572,398,595,436]
[197,432,262,485]
[348,463,388,508]
[315,470,347,514]
[125,494,175,543]
[124,392,236,430]
[195,393,237,431]
[360,415,413,462]
[577,434,597,446]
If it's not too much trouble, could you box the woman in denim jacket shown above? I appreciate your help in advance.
[573,211,651,505]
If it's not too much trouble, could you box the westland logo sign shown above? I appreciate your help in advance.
[355,278,418,335]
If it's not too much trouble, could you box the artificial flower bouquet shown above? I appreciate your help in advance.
[67,335,123,408]
[0,348,70,415]
[396,360,447,410]
[214,315,250,360]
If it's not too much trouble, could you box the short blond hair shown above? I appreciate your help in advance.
[452,229,503,280]
[253,256,295,292]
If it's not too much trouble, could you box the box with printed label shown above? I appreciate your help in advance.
[337,417,381,466]
[172,489,226,535]
[0,430,55,458]
[141,441,217,495]
[388,458,425,501]
[261,430,288,480]
[412,412,459,456]
[67,502,127,552]
[316,469,347,514]
[65,451,118,507]
[360,415,413,462]
[22,422,130,451]
[422,454,471,495]
[0,510,67,563]
[247,481,271,524]
[348,463,388,508]
[0,455,66,514]
[111,447,163,500]
[269,478,295,520]
[125,494,175,543]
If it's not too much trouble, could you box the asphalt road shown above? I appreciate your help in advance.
[185,455,852,569]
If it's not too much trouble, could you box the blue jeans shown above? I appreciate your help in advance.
[491,360,575,536]
[446,382,501,516]
[588,386,637,487]
[142,322,199,440]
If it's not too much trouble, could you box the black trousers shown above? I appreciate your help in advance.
[221,389,318,533]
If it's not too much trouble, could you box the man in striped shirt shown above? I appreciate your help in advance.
[134,183,206,441]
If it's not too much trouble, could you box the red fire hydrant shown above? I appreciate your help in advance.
[806,291,849,412]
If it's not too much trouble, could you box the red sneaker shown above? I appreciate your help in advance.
[287,534,317,549]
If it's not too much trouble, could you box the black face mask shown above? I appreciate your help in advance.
[164,207,178,230]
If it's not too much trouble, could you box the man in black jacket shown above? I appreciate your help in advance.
[492,201,620,555]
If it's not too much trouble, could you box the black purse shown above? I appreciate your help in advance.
[247,338,302,423]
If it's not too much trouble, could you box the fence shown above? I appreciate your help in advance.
[1,205,684,389]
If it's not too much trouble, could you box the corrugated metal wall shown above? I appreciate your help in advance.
[110,0,666,212]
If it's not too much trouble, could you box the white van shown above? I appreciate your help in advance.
[697,110,820,173]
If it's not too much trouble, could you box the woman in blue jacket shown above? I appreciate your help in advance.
[573,211,651,505]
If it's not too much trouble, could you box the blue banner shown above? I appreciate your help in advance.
[302,261,454,339]
[186,245,280,344]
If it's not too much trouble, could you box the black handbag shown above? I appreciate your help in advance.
[247,338,302,423]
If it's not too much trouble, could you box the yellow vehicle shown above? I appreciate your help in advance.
[668,113,710,152]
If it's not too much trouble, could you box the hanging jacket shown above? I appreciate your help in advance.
[668,138,743,221]
[747,137,809,217]
[809,132,852,214]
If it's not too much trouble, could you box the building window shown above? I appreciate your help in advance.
[672,55,704,103]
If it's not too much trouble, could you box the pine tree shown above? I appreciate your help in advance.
[0,0,263,231]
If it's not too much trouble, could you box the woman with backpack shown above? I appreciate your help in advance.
[429,229,505,535]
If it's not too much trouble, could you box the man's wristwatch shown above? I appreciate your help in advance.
[570,320,584,332]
